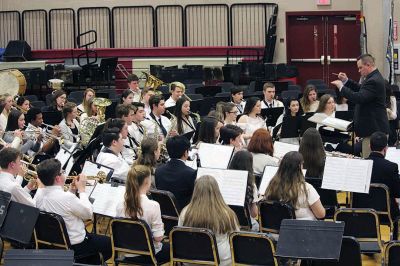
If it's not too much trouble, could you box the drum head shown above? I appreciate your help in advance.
[0,69,27,96]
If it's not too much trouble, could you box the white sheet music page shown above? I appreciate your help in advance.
[259,166,279,195]
[322,117,352,132]
[82,161,112,177]
[198,143,234,169]
[90,183,125,217]
[386,147,400,167]
[273,141,299,159]
[55,148,71,167]
[196,168,247,206]
[322,156,373,193]
[185,160,198,170]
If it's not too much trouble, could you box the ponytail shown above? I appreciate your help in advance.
[124,165,151,218]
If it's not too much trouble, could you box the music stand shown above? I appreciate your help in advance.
[181,130,195,142]
[261,107,284,127]
[99,57,118,86]
[276,219,344,261]
[4,249,74,266]
[300,112,316,136]
[42,111,63,126]
[335,110,354,122]
[195,86,222,97]
[280,116,302,138]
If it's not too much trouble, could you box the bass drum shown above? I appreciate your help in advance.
[0,69,27,96]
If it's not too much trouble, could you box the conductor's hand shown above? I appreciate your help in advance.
[337,72,348,82]
[331,80,344,91]
[75,174,87,193]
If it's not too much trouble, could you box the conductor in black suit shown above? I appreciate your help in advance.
[155,135,196,211]
[367,131,400,220]
[331,54,389,158]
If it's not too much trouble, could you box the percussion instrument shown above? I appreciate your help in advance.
[0,69,26,95]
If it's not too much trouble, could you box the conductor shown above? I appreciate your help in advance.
[331,54,389,158]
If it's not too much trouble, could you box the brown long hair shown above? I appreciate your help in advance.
[300,84,317,112]
[316,94,334,113]
[299,128,326,178]
[124,165,151,218]
[182,175,239,234]
[264,151,307,209]
[135,138,158,169]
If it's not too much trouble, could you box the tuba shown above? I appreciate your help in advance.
[142,71,165,92]
[93,97,112,123]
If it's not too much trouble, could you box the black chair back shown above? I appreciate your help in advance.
[230,231,277,265]
[306,177,338,219]
[229,205,251,229]
[149,189,180,236]
[384,240,400,266]
[34,211,71,249]
[258,200,295,234]
[170,226,219,265]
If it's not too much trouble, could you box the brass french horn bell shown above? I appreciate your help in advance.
[93,97,112,123]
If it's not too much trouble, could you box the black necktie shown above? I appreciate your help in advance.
[158,118,167,137]
[269,103,273,108]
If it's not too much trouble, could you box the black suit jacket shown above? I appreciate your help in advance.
[341,69,389,137]
[154,159,196,211]
[368,152,400,219]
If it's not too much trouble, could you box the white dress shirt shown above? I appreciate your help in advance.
[144,113,172,139]
[232,101,246,115]
[0,172,35,206]
[34,186,93,245]
[116,194,164,253]
[261,99,284,109]
[96,148,130,182]
[165,97,176,108]
[0,112,8,131]
[130,89,142,103]
[144,105,151,117]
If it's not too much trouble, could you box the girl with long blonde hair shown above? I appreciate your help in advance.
[179,175,239,265]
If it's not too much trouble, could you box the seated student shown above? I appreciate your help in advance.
[77,88,95,114]
[261,82,284,109]
[96,127,130,182]
[222,102,238,125]
[115,104,137,164]
[237,97,266,136]
[134,138,161,187]
[141,88,156,117]
[165,82,185,108]
[154,135,196,210]
[300,84,319,113]
[219,124,244,152]
[178,175,239,266]
[277,98,302,145]
[35,158,111,263]
[143,95,173,140]
[247,128,279,174]
[0,148,35,206]
[127,73,141,102]
[120,89,135,105]
[172,97,197,136]
[264,151,326,220]
[59,102,80,150]
[299,128,326,179]
[230,87,246,115]
[16,96,30,114]
[228,150,259,231]
[367,131,400,220]
[195,116,224,148]
[116,165,169,262]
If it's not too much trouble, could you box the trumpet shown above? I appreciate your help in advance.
[21,159,38,181]
[64,171,107,191]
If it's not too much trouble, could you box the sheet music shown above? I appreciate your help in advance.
[259,166,279,195]
[322,117,352,132]
[90,183,125,217]
[64,157,75,176]
[198,143,234,169]
[55,148,71,168]
[322,156,373,193]
[82,161,112,177]
[185,160,198,170]
[386,147,400,167]
[196,168,247,206]
[85,180,97,196]
[273,141,299,159]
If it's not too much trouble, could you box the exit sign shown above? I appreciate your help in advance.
[317,0,331,5]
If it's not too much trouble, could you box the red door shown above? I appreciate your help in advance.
[286,12,361,87]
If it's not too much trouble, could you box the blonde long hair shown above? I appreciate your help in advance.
[182,175,239,234]
[124,165,151,218]
[264,151,308,209]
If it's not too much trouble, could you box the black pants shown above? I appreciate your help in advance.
[124,243,170,264]
[71,233,112,264]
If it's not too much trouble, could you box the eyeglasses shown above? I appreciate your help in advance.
[228,111,237,114]
[59,169,66,176]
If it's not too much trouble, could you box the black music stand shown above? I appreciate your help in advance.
[42,111,63,126]
[280,116,302,138]
[181,131,195,142]
[261,107,284,127]
[335,110,354,122]
[195,86,222,97]
[4,249,74,266]
[276,219,344,262]
[300,112,316,136]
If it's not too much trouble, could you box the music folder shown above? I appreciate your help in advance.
[89,183,125,217]
[308,113,353,132]
[181,130,195,142]
[55,146,74,175]
[0,191,12,228]
[261,107,284,127]
[197,143,234,169]
[276,219,344,261]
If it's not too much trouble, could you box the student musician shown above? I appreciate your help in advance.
[96,127,130,182]
[172,97,197,136]
[196,116,224,148]
[43,89,67,113]
[16,96,30,114]
[276,99,302,145]
[165,81,185,108]
[119,89,135,105]
[143,95,173,140]
[77,88,95,114]
[35,158,112,263]
[264,151,326,220]
[141,87,155,117]
[0,93,13,131]
[247,128,279,174]
[261,82,284,109]
[130,102,147,147]
[59,102,80,150]
[115,104,137,163]
[222,102,238,125]
[178,175,239,266]
[230,87,246,115]
[3,109,42,154]
[115,165,170,262]
[300,84,319,113]
[237,97,266,136]
[133,138,161,187]
[298,128,326,179]
[127,74,141,102]
[80,98,100,147]
[219,124,244,152]
[0,147,35,206]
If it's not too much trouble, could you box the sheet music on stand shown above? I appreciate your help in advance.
[273,141,299,159]
[308,113,353,132]
[385,147,400,167]
[82,161,114,181]
[196,168,247,206]
[55,146,75,175]
[258,166,279,195]
[198,143,234,169]
[90,183,125,217]
[322,156,373,193]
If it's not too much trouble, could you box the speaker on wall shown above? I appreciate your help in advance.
[3,40,32,62]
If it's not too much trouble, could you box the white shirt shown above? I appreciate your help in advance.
[295,182,320,220]
[116,194,164,253]
[232,101,246,115]
[130,89,142,103]
[0,172,35,206]
[251,153,279,175]
[0,112,8,131]
[96,149,130,182]
[261,99,284,109]
[165,97,176,108]
[144,104,151,117]
[144,113,172,139]
[180,116,196,135]
[129,122,145,145]
[34,186,92,245]
[240,115,267,135]
[121,137,136,165]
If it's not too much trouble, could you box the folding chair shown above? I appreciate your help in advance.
[110,218,169,265]
[306,177,338,219]
[230,231,278,266]
[149,189,180,236]
[258,200,295,234]
[170,226,219,265]
[383,240,400,266]
[334,208,383,254]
